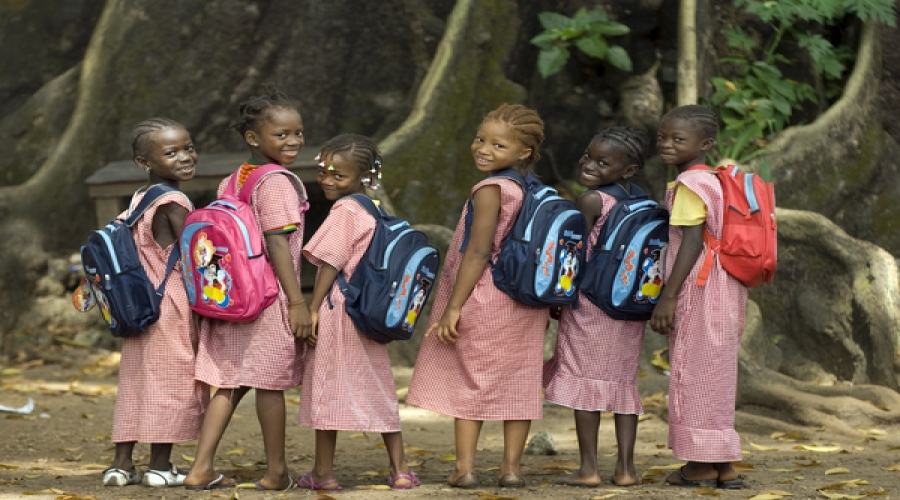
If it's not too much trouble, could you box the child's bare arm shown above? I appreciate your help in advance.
[649,223,704,335]
[265,232,311,339]
[153,203,189,248]
[427,185,501,345]
[305,262,339,348]
[575,190,604,231]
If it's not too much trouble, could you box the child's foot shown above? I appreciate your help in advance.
[613,463,640,486]
[447,471,479,489]
[142,464,187,487]
[665,465,718,487]
[255,473,296,491]
[387,470,420,489]
[183,472,236,490]
[553,470,601,487]
[102,468,142,486]
[297,471,342,491]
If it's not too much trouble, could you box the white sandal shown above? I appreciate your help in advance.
[102,468,142,486]
[142,464,187,487]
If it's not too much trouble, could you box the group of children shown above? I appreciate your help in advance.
[102,88,746,492]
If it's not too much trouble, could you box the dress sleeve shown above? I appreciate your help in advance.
[669,183,707,226]
[252,174,304,232]
[303,199,372,272]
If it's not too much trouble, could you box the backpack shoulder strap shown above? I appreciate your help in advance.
[238,164,310,210]
[344,193,385,219]
[125,184,191,227]
[594,182,646,200]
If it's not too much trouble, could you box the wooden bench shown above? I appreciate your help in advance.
[85,150,320,228]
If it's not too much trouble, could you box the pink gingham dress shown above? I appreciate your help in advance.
[543,190,646,414]
[665,168,747,462]
[407,178,548,421]
[194,171,306,390]
[113,190,209,443]
[299,198,401,433]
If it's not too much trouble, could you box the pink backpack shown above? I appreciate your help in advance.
[179,164,308,321]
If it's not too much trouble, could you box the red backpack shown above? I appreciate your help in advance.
[687,164,777,288]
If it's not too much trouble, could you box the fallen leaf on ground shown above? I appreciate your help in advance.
[857,428,886,435]
[651,349,669,371]
[733,461,756,472]
[638,414,654,421]
[824,468,851,475]
[358,470,380,477]
[794,460,821,467]
[356,485,391,490]
[648,463,684,470]
[882,463,900,471]
[747,494,786,500]
[794,444,841,452]
[439,453,456,461]
[181,453,195,462]
[235,482,256,489]
[407,459,423,467]
[768,468,798,472]
[230,460,253,468]
[477,494,518,500]
[818,493,865,499]
[226,448,245,455]
[748,440,779,451]
[349,433,367,439]
[541,460,580,470]
[591,494,618,500]
[0,464,19,469]
[695,486,722,495]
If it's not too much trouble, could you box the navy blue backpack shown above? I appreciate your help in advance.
[580,182,668,321]
[335,194,440,343]
[462,168,587,307]
[78,185,188,337]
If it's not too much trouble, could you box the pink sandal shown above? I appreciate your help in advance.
[388,470,421,490]
[297,471,342,491]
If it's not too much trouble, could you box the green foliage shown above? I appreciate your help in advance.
[531,7,632,78]
[713,0,896,162]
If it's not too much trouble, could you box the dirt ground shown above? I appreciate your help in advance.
[1,351,899,500]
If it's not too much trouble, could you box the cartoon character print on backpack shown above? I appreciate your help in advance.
[200,254,232,308]
[554,240,582,297]
[635,247,663,303]
[402,276,432,333]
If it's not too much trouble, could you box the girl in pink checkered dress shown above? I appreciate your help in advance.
[184,89,311,491]
[296,134,418,492]
[101,118,209,488]
[407,104,548,490]
[650,105,747,490]
[543,126,651,487]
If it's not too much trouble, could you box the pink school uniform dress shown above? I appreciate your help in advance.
[543,190,645,414]
[113,191,209,444]
[298,197,401,433]
[407,178,548,421]
[664,168,747,462]
[193,168,305,391]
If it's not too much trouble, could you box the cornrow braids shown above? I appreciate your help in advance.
[592,126,651,169]
[131,117,185,158]
[483,103,545,169]
[661,104,719,142]
[316,134,383,189]
[231,86,301,135]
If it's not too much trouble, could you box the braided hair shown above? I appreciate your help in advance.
[131,117,185,159]
[592,126,651,169]
[482,104,545,169]
[317,134,383,190]
[660,104,719,142]
[231,86,301,136]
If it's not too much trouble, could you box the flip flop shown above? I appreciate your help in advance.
[665,467,718,488]
[717,476,745,489]
[498,473,526,488]
[387,470,421,489]
[297,471,342,491]
[255,473,296,491]
[447,472,479,489]
[184,474,234,490]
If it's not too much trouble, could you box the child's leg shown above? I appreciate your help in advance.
[613,414,639,486]
[311,429,338,483]
[665,460,718,485]
[500,420,531,477]
[110,442,136,471]
[450,418,483,482]
[382,431,414,487]
[555,410,602,486]
[255,389,292,489]
[714,462,739,481]
[148,444,174,471]
[184,387,249,487]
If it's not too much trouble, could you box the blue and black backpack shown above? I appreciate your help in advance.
[580,182,668,321]
[77,184,189,337]
[334,194,440,343]
[461,168,587,307]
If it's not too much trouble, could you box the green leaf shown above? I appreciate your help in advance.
[844,0,896,26]
[530,31,559,48]
[720,56,749,65]
[575,37,608,59]
[605,45,632,72]
[538,11,572,31]
[725,27,757,51]
[537,46,570,78]
[591,21,630,37]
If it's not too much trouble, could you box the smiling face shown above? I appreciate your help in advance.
[471,120,532,173]
[245,107,305,166]
[317,153,365,201]
[136,127,198,184]
[656,116,714,171]
[578,139,639,188]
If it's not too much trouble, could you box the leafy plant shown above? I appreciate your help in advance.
[531,7,632,78]
[711,0,896,162]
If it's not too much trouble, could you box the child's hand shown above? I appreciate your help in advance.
[305,309,319,347]
[549,306,562,321]
[426,308,461,345]
[289,303,312,340]
[649,296,676,335]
